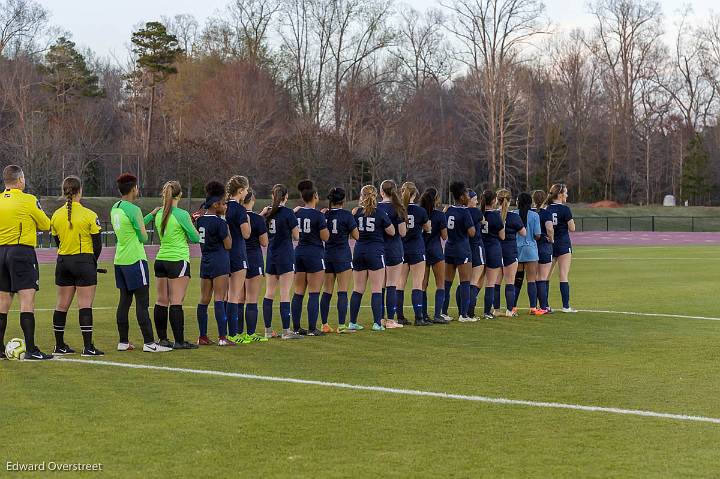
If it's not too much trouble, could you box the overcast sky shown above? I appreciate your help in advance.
[37,0,718,62]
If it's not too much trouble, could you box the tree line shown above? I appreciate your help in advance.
[1,0,719,204]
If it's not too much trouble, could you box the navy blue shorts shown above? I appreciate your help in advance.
[266,259,294,276]
[325,259,352,274]
[404,252,426,265]
[484,243,503,269]
[444,253,470,266]
[295,254,325,274]
[352,251,385,271]
[115,260,149,291]
[501,242,518,267]
[246,251,265,279]
[200,257,230,280]
[538,243,553,264]
[384,255,403,267]
[553,243,572,258]
[471,244,485,267]
[230,255,247,273]
[425,247,444,266]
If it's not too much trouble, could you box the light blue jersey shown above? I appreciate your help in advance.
[515,209,540,263]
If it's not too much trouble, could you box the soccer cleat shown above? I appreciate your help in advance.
[458,316,477,322]
[117,342,135,351]
[397,318,411,326]
[440,314,454,322]
[282,330,303,340]
[197,336,214,345]
[173,341,199,350]
[156,339,174,349]
[347,322,364,331]
[143,343,172,353]
[228,334,246,344]
[414,319,432,326]
[307,329,325,337]
[543,307,554,315]
[530,308,546,316]
[483,314,495,320]
[337,324,350,333]
[431,316,450,324]
[321,324,332,334]
[53,344,76,356]
[246,333,269,343]
[561,307,578,313]
[506,309,519,318]
[294,328,308,336]
[371,323,385,331]
[384,319,403,329]
[264,328,278,339]
[25,348,54,360]
[217,337,236,346]
[81,345,105,357]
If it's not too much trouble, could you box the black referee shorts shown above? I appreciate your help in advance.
[0,245,40,293]
[55,253,97,287]
[154,259,191,279]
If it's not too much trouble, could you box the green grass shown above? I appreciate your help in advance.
[4,246,720,477]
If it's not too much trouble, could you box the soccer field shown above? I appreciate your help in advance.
[3,245,720,478]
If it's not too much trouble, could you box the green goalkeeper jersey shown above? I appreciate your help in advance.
[110,200,148,265]
[154,207,200,262]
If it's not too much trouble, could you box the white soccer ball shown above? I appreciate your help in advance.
[5,338,26,360]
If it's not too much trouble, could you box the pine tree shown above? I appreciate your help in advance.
[681,133,711,206]
[43,37,102,110]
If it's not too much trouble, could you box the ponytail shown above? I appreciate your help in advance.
[497,188,511,222]
[381,179,407,222]
[517,192,532,227]
[359,185,378,216]
[480,189,496,213]
[532,190,546,209]
[267,184,288,224]
[226,175,249,198]
[542,183,566,208]
[61,176,82,229]
[419,187,438,217]
[160,181,182,235]
[400,182,418,214]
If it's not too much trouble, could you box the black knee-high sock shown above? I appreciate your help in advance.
[53,310,67,347]
[396,289,405,319]
[493,284,501,309]
[117,288,132,343]
[0,312,7,347]
[20,312,36,351]
[79,308,93,348]
[153,304,169,341]
[134,286,154,344]
[169,305,184,343]
[514,271,525,306]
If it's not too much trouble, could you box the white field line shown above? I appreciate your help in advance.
[54,358,720,425]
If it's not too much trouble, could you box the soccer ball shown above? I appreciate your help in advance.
[5,338,26,360]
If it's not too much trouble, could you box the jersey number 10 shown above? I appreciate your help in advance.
[297,218,311,233]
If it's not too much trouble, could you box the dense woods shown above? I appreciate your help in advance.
[1,0,720,204]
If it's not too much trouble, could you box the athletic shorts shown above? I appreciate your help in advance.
[246,251,265,279]
[200,256,230,280]
[518,244,539,263]
[266,259,294,276]
[56,253,97,287]
[484,243,503,269]
[352,251,385,271]
[444,254,470,266]
[471,245,485,267]
[230,255,248,274]
[384,255,404,267]
[501,242,518,267]
[553,243,572,258]
[114,260,149,291]
[325,259,352,274]
[403,252,426,265]
[538,243,553,264]
[154,259,191,279]
[0,245,39,292]
[425,247,444,266]
[295,254,325,274]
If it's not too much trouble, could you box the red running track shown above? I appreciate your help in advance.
[34,232,720,264]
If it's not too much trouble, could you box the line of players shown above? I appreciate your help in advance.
[0,165,576,359]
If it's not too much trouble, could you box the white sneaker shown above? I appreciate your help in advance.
[458,316,475,322]
[117,342,135,351]
[561,307,578,313]
[505,309,519,318]
[440,314,454,322]
[281,330,303,340]
[143,343,172,353]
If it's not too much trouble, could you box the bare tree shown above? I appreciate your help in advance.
[0,0,49,57]
[163,14,199,57]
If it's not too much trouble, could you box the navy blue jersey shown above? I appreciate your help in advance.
[196,214,229,258]
[424,209,447,252]
[377,202,404,259]
[225,200,248,256]
[325,208,357,262]
[295,207,328,254]
[480,210,504,247]
[502,211,525,243]
[354,207,392,254]
[403,204,429,255]
[468,207,484,248]
[266,206,297,260]
[444,205,473,257]
[245,211,267,256]
[533,208,553,244]
[546,203,573,245]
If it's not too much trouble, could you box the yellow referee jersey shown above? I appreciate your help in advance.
[0,189,51,247]
[51,202,102,255]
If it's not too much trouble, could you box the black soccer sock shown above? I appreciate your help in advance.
[169,305,184,343]
[117,288,132,343]
[514,271,525,304]
[134,286,155,344]
[0,312,7,348]
[20,312,36,351]
[79,308,93,348]
[153,304,169,341]
[53,310,68,347]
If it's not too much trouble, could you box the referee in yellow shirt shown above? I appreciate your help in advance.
[0,165,52,360]
[50,176,104,357]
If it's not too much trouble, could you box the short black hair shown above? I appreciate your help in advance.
[450,181,467,202]
[327,187,346,205]
[205,181,225,198]
[297,179,317,203]
[117,173,138,195]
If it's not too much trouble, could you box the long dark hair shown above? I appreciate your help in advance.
[450,181,467,204]
[480,189,496,212]
[267,184,288,223]
[381,180,408,221]
[419,187,439,217]
[517,192,532,227]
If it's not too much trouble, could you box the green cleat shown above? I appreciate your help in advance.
[337,324,348,333]
[246,333,269,343]
[371,323,385,331]
[347,322,364,331]
[228,334,245,344]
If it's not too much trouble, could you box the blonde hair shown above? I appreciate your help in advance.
[543,184,567,208]
[62,176,82,229]
[497,188,511,222]
[359,185,378,215]
[226,175,249,198]
[160,181,182,235]
[400,182,418,213]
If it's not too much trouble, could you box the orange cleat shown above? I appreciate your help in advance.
[321,324,333,334]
